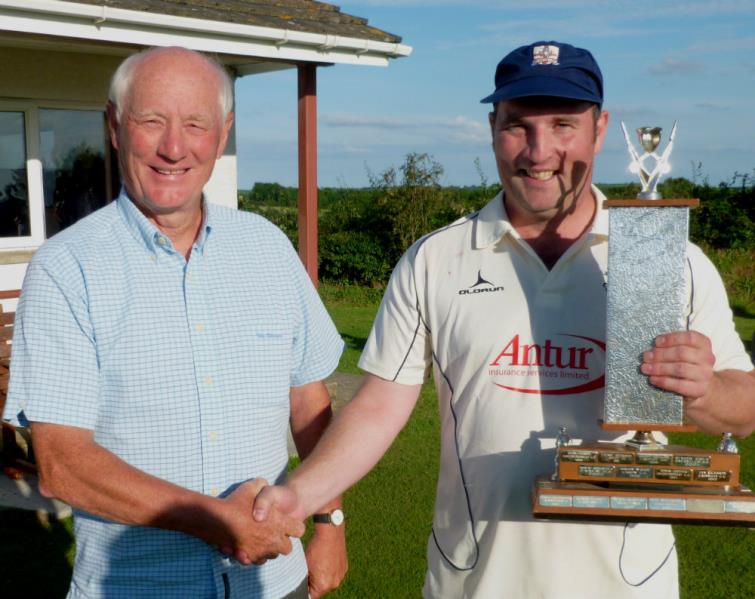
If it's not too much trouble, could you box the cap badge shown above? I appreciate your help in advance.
[532,44,560,66]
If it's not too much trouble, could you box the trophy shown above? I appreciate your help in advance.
[532,123,755,524]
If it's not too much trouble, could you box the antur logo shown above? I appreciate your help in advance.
[488,333,605,395]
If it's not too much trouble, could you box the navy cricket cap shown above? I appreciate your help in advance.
[480,41,603,106]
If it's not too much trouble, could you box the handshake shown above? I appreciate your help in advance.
[211,478,347,598]
[217,478,307,565]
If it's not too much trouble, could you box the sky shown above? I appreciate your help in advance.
[233,0,755,189]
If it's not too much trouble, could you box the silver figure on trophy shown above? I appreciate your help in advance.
[620,122,677,200]
[551,426,570,481]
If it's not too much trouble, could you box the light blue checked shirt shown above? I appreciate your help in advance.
[5,190,343,598]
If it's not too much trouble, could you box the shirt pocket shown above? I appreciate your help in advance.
[219,322,294,406]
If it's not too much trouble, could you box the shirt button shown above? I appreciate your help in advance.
[195,323,205,333]
[156,236,167,246]
[204,376,213,386]
[210,487,219,497]
[208,431,218,441]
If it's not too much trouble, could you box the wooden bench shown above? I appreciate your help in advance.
[0,290,35,476]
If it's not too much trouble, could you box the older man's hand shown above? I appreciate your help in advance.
[219,479,305,565]
[305,522,348,598]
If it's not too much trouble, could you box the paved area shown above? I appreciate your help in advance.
[326,371,364,410]
[287,371,364,456]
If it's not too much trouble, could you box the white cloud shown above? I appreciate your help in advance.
[320,113,491,144]
[695,102,731,111]
[647,58,706,76]
[446,2,755,50]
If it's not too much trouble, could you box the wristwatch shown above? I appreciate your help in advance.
[312,508,345,526]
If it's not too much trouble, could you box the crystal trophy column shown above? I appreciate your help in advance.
[604,123,687,427]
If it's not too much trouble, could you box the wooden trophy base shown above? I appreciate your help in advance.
[532,435,755,525]
[532,475,755,526]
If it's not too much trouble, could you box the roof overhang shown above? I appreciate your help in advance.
[0,0,412,74]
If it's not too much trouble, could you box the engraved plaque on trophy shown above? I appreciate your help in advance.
[532,123,755,525]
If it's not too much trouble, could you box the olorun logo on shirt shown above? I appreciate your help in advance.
[488,333,606,395]
[458,270,505,295]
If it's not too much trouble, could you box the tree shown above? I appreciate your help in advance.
[370,152,446,253]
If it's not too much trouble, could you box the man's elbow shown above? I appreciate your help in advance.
[30,422,90,501]
[36,458,64,499]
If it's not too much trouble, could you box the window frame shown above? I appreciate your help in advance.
[0,99,113,250]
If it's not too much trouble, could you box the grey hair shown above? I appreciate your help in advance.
[108,46,234,124]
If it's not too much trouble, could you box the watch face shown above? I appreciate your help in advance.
[331,508,345,526]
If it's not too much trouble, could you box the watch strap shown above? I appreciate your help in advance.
[312,508,344,526]
[312,513,331,524]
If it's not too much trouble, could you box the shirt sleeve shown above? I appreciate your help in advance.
[5,247,100,429]
[358,241,432,385]
[687,244,753,372]
[287,245,344,388]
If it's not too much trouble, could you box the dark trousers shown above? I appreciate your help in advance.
[281,577,308,599]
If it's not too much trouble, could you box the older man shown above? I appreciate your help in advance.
[254,41,755,598]
[5,47,346,599]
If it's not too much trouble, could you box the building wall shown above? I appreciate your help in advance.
[0,46,239,299]
[1,47,120,103]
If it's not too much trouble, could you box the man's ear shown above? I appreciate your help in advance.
[593,110,609,155]
[216,112,234,160]
[105,102,120,151]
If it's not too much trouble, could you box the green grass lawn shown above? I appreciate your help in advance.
[1,283,753,598]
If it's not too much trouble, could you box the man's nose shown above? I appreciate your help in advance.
[526,127,552,163]
[157,121,187,162]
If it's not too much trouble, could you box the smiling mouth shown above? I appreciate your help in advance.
[525,169,556,180]
[153,167,189,176]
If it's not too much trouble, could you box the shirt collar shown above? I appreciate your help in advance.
[116,188,213,257]
[473,184,609,249]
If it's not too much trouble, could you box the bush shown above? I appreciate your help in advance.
[369,152,446,253]
[700,246,755,309]
[319,230,393,285]
[238,160,754,287]
[689,175,754,250]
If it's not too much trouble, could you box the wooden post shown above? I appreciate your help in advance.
[297,64,318,285]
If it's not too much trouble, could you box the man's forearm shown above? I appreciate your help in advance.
[286,375,422,518]
[31,421,302,559]
[33,422,232,541]
[685,369,755,437]
[289,380,351,597]
[290,380,343,514]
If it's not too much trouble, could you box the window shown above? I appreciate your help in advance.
[40,109,110,238]
[0,112,29,238]
[0,103,118,249]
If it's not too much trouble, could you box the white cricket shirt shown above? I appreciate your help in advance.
[359,188,752,599]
